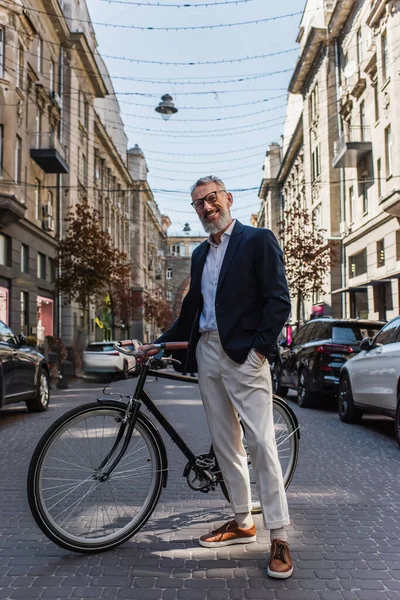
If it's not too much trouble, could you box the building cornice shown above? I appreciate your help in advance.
[70,33,107,98]
[342,210,394,246]
[366,0,391,28]
[288,27,328,94]
[328,0,357,38]
[277,114,304,183]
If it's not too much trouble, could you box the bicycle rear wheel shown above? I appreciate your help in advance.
[28,402,164,553]
[220,396,299,513]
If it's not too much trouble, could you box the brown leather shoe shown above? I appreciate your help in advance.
[199,520,256,548]
[267,539,294,579]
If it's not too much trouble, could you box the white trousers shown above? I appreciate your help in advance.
[196,331,290,530]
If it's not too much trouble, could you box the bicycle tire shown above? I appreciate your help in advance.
[220,396,299,510]
[27,402,164,553]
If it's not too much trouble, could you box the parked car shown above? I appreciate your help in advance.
[83,340,142,379]
[0,320,50,412]
[273,318,384,408]
[338,316,400,445]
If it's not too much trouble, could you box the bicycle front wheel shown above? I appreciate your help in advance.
[28,402,164,553]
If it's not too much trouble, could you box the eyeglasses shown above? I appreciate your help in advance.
[191,189,227,211]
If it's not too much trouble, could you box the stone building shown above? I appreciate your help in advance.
[165,234,207,318]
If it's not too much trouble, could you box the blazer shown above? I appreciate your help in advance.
[157,220,291,373]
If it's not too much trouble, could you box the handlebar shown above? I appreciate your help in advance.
[113,340,188,359]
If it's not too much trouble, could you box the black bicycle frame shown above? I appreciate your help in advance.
[133,364,201,467]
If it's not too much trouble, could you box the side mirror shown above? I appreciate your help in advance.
[360,337,373,351]
[18,333,27,346]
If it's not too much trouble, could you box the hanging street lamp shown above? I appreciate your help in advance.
[155,94,178,120]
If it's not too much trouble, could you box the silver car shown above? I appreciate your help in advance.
[338,316,400,445]
[83,340,141,378]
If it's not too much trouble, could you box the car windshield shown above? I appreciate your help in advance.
[332,325,382,344]
[86,344,116,352]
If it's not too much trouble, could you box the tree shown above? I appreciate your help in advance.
[57,201,136,338]
[279,200,333,327]
[144,287,174,332]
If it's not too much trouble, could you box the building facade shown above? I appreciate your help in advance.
[165,234,207,318]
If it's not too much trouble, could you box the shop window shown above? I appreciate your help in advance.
[36,296,54,345]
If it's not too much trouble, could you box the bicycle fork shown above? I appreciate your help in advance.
[94,398,142,481]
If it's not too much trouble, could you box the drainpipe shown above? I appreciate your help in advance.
[334,39,346,318]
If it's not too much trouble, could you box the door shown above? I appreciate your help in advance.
[0,321,17,398]
[351,318,400,408]
[13,338,37,395]
[282,323,315,387]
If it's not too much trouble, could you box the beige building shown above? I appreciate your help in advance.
[257,0,400,324]
[330,0,400,321]
[127,145,170,343]
[165,233,207,318]
[0,0,169,349]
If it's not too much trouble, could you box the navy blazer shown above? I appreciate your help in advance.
[157,220,291,373]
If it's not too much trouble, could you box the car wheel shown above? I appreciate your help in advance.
[338,373,362,424]
[297,368,315,408]
[272,363,288,397]
[26,369,50,412]
[395,396,400,446]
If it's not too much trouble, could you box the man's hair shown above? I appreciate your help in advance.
[190,176,226,194]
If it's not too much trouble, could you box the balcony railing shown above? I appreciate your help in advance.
[332,126,372,169]
[30,131,69,174]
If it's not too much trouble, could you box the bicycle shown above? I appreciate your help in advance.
[27,340,300,554]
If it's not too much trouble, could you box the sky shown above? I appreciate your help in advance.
[85,0,306,235]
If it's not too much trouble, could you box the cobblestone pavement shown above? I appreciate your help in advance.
[0,372,399,600]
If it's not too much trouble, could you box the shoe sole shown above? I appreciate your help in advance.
[267,566,294,579]
[199,535,257,548]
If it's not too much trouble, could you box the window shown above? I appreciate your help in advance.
[58,46,64,142]
[361,179,368,215]
[17,43,24,89]
[396,230,400,262]
[381,30,388,82]
[37,253,46,279]
[359,101,366,140]
[20,292,29,335]
[312,203,322,229]
[166,267,173,280]
[0,28,4,79]
[171,242,185,256]
[37,36,43,74]
[15,135,21,183]
[34,179,41,220]
[309,84,319,122]
[311,145,321,182]
[377,158,382,198]
[348,249,367,278]
[0,124,3,177]
[356,28,363,65]
[37,296,54,343]
[94,150,100,181]
[49,60,55,93]
[0,233,9,266]
[166,291,172,302]
[0,287,8,325]
[385,125,392,178]
[374,318,400,346]
[309,321,330,342]
[21,244,29,273]
[373,80,379,122]
[377,239,385,267]
[80,153,87,185]
[349,186,355,224]
[35,109,42,148]
[83,97,89,129]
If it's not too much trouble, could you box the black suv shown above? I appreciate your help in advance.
[273,318,384,408]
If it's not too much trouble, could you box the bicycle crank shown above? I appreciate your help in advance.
[183,454,219,493]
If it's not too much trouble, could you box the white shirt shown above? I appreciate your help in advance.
[199,219,236,333]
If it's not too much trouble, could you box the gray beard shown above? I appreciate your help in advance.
[200,208,232,234]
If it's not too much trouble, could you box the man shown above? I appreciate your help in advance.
[143,176,293,578]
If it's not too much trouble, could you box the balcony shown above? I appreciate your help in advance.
[332,126,372,169]
[0,194,26,226]
[30,132,69,174]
